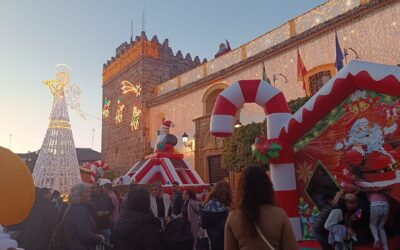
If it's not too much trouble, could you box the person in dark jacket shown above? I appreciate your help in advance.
[312,190,343,250]
[200,180,232,250]
[113,187,163,250]
[171,181,184,217]
[20,187,58,250]
[51,190,63,211]
[120,183,138,213]
[90,183,114,243]
[63,183,104,250]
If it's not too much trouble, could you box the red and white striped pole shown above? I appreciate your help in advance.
[210,79,301,240]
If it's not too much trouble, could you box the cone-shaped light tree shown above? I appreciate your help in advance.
[32,65,82,194]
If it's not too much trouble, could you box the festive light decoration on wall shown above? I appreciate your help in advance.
[103,97,111,118]
[115,99,125,124]
[32,64,82,194]
[121,80,142,96]
[130,106,142,131]
[103,38,159,83]
[154,0,399,97]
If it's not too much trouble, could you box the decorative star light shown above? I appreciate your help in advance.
[296,162,313,184]
[121,81,142,97]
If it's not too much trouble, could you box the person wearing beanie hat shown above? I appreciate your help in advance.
[113,188,163,250]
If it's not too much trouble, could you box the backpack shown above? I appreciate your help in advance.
[196,228,212,250]
[48,206,72,250]
[163,217,194,250]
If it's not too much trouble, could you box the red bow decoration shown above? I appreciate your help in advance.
[252,135,283,164]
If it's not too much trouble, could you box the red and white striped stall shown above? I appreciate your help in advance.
[125,152,207,194]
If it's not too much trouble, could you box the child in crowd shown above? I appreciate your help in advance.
[368,190,389,250]
[324,193,359,250]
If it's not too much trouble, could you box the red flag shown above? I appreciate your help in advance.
[297,49,308,91]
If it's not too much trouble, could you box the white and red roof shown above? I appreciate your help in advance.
[280,60,400,143]
[125,152,205,188]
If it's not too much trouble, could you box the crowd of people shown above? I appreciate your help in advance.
[312,187,400,250]
[2,165,400,250]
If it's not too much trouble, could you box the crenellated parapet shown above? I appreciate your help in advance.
[103,32,205,84]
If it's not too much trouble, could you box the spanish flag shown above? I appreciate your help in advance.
[297,48,308,92]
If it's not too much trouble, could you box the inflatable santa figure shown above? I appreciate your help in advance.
[335,117,400,189]
[155,119,178,153]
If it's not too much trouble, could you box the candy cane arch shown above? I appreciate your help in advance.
[90,160,110,183]
[211,79,301,240]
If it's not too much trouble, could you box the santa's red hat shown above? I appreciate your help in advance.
[162,118,174,128]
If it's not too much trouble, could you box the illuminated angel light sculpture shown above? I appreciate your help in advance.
[32,64,83,194]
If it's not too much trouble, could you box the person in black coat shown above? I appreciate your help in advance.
[20,187,58,250]
[113,187,163,250]
[63,183,104,250]
[90,184,114,233]
[199,181,231,250]
[171,181,184,217]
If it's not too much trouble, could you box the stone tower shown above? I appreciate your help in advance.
[102,32,201,174]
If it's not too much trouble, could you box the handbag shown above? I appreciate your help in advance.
[196,228,212,250]
[255,223,275,250]
[48,205,72,250]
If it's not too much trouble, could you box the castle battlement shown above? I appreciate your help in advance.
[102,31,205,83]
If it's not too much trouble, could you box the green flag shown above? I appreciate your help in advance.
[262,64,271,84]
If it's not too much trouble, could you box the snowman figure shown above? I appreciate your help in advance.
[155,119,178,153]
[335,117,400,188]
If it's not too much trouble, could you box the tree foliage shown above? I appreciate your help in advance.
[288,97,310,114]
[221,97,309,171]
[221,121,266,171]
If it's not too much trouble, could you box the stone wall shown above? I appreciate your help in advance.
[103,0,400,176]
[147,0,400,178]
[102,33,202,174]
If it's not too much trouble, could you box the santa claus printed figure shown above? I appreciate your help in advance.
[155,119,178,153]
[335,117,400,189]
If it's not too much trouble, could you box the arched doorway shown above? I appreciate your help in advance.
[202,83,229,116]
[194,83,230,182]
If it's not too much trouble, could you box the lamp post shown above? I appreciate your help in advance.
[9,134,12,150]
[182,132,193,151]
[91,128,95,149]
[234,120,242,128]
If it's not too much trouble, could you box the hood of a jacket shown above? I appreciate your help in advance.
[200,199,228,228]
[113,210,160,237]
[201,198,228,213]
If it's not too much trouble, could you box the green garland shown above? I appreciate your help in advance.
[221,97,309,171]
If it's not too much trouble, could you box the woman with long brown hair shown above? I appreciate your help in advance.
[200,180,232,250]
[224,165,298,250]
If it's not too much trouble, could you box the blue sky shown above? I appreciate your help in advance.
[0,0,324,153]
